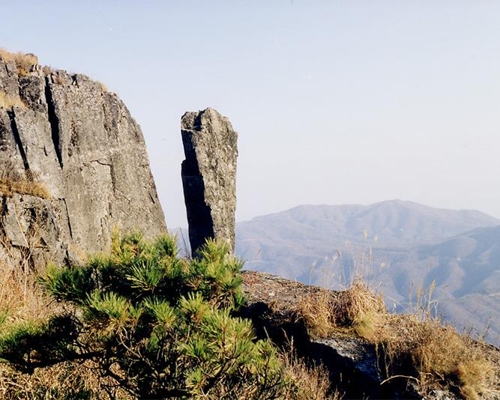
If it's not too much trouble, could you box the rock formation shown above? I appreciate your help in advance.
[181,108,238,256]
[240,271,500,399]
[240,271,389,399]
[0,51,166,270]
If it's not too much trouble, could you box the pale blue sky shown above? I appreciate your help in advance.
[2,1,500,228]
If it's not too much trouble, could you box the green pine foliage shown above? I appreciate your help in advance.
[0,233,293,399]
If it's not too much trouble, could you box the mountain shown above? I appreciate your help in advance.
[235,200,500,344]
[370,225,500,342]
[235,200,499,279]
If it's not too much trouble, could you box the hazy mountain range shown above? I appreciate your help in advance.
[234,200,500,344]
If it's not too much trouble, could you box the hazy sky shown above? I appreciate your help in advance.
[2,1,500,228]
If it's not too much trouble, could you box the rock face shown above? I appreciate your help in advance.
[0,52,166,270]
[181,108,238,256]
[240,271,391,399]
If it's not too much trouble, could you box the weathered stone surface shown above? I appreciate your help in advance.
[0,55,167,269]
[0,194,71,271]
[181,108,238,256]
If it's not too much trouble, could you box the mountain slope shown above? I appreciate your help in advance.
[370,225,500,342]
[235,201,500,344]
[236,200,499,279]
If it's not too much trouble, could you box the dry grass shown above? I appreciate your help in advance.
[0,359,131,399]
[0,176,50,199]
[298,290,337,338]
[0,257,59,330]
[99,82,109,93]
[53,73,64,85]
[298,278,385,339]
[0,91,26,110]
[0,257,130,399]
[0,48,38,77]
[332,279,385,338]
[296,279,500,399]
[42,65,53,76]
[375,315,498,399]
[281,345,343,399]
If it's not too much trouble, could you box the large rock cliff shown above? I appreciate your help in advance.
[0,51,166,270]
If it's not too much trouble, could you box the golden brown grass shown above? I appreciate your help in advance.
[296,279,500,399]
[42,65,53,75]
[99,82,109,93]
[376,314,499,399]
[0,176,50,199]
[0,257,131,399]
[0,357,132,399]
[0,48,38,77]
[0,266,48,324]
[53,74,64,85]
[298,290,338,338]
[281,346,343,399]
[0,91,26,110]
[298,278,385,339]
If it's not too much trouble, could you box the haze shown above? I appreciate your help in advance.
[2,1,500,228]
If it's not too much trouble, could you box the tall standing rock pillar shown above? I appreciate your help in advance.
[181,108,238,257]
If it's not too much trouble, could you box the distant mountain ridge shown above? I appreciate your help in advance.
[234,200,500,344]
[236,200,499,277]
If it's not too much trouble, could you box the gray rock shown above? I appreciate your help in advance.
[181,108,238,256]
[0,194,71,270]
[0,54,166,269]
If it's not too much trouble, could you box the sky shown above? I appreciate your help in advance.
[2,1,500,228]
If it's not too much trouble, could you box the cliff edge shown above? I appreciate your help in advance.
[0,50,166,270]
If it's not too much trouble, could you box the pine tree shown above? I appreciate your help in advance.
[0,232,292,399]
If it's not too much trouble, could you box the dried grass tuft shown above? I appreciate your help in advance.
[0,176,50,199]
[411,321,495,398]
[298,290,337,338]
[0,92,26,110]
[99,82,109,93]
[0,48,39,77]
[0,261,55,327]
[281,343,343,400]
[42,65,53,76]
[334,279,386,330]
[376,312,497,398]
[298,278,386,339]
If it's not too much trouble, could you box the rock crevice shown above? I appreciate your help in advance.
[44,76,63,168]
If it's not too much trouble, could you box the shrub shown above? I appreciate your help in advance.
[0,233,299,399]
